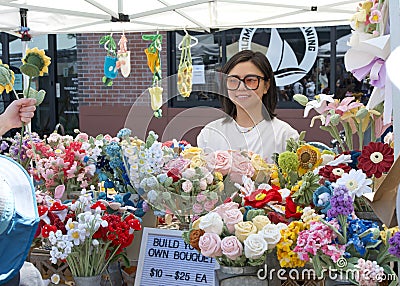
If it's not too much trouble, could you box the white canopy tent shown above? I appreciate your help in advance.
[0,0,357,35]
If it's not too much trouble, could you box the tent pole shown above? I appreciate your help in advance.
[389,0,400,226]
[329,26,337,95]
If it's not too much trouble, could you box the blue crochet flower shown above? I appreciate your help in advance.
[313,181,333,214]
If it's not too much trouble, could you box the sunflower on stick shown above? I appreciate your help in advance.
[18,47,51,163]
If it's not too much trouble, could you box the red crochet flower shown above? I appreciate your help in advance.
[267,212,288,224]
[244,187,282,209]
[167,167,181,182]
[285,196,302,219]
[358,142,394,178]
[318,163,351,182]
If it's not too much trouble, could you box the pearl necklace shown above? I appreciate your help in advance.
[234,120,263,134]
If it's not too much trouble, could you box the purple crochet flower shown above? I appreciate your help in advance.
[389,232,400,258]
[327,185,354,219]
[0,141,9,151]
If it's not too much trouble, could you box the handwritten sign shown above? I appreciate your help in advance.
[135,227,216,286]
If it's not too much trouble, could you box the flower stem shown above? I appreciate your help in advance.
[331,125,346,152]
[18,77,32,165]
[342,122,353,151]
[370,117,376,142]
[357,121,364,149]
[338,214,347,243]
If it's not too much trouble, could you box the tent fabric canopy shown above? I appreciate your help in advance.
[0,0,357,35]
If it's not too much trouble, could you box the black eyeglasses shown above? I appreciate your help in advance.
[226,75,267,91]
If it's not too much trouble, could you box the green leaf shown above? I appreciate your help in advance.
[96,134,104,141]
[24,88,46,105]
[23,87,36,98]
[345,257,359,265]
[299,131,306,141]
[182,230,190,245]
[20,63,40,77]
[380,255,400,265]
[311,255,323,277]
[365,240,381,249]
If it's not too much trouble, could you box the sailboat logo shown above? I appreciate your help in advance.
[239,27,318,86]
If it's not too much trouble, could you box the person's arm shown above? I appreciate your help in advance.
[0,98,36,136]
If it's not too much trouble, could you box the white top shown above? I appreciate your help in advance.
[197,117,299,161]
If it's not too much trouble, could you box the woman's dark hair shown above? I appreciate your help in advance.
[220,50,277,120]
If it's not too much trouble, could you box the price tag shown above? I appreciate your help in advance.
[135,227,216,286]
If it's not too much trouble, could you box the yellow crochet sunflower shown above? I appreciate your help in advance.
[22,47,51,76]
[0,60,15,94]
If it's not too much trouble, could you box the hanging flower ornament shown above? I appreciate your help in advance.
[99,34,118,86]
[177,31,197,98]
[143,33,163,118]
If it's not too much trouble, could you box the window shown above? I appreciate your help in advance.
[56,34,78,135]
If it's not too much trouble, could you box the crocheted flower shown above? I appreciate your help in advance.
[334,169,372,199]
[278,151,299,173]
[389,232,400,258]
[358,142,394,178]
[285,195,302,219]
[312,181,333,214]
[244,188,282,209]
[341,150,361,169]
[0,60,15,93]
[318,163,351,183]
[297,145,322,176]
[355,258,385,286]
[327,185,354,219]
[21,47,51,77]
[277,221,307,268]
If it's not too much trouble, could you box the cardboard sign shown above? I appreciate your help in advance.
[363,155,400,227]
[135,227,216,286]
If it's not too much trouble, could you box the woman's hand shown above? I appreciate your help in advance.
[0,98,36,135]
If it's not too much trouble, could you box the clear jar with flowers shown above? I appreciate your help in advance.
[46,190,142,285]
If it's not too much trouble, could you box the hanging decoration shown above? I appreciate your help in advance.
[99,34,118,86]
[177,30,197,98]
[117,32,131,78]
[19,26,31,41]
[143,33,163,118]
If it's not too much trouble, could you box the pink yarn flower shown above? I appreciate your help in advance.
[369,9,382,24]
[293,220,345,262]
[221,236,243,260]
[199,233,222,258]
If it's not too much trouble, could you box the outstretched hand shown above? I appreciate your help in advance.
[0,98,36,136]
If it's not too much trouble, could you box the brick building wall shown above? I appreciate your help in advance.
[76,32,330,146]
[77,32,167,107]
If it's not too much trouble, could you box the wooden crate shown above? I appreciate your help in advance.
[29,248,74,284]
